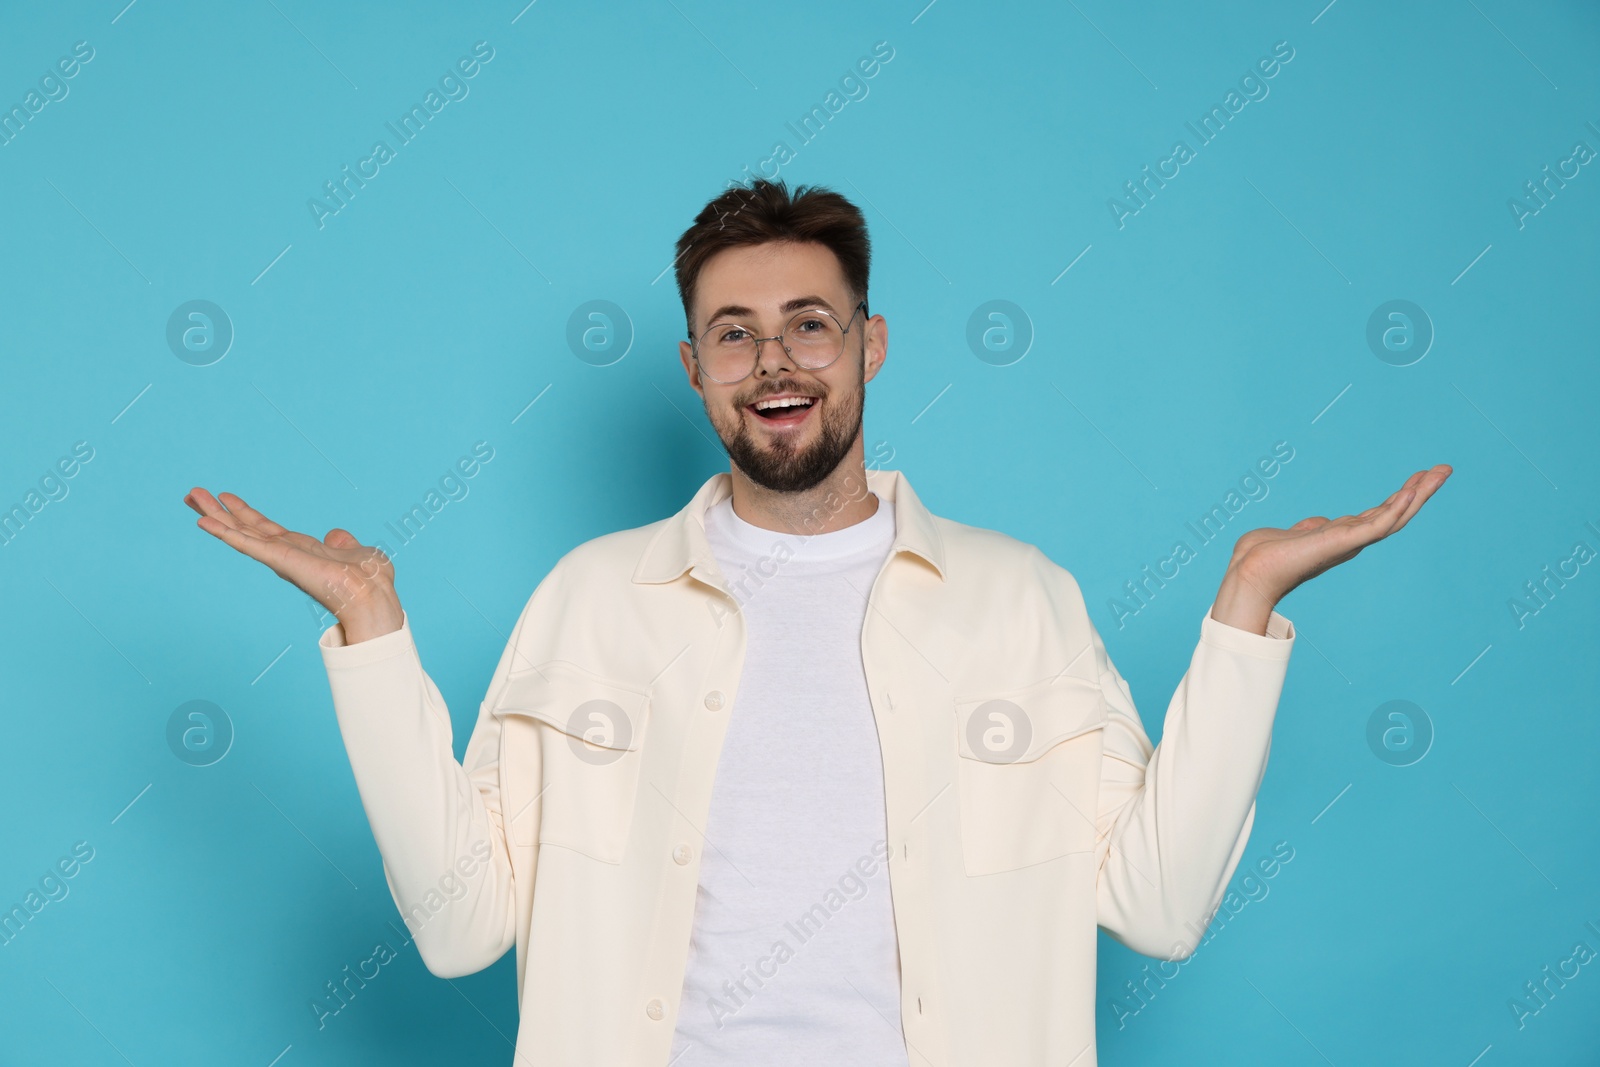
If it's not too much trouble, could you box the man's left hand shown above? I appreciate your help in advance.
[1210,464,1453,636]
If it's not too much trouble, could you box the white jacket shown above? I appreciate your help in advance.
[318,466,1295,1065]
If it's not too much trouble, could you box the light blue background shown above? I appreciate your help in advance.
[1,0,1596,1064]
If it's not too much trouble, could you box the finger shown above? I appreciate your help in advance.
[216,491,290,537]
[1369,467,1445,522]
[185,486,233,521]
[195,513,275,561]
[186,487,250,538]
[1380,465,1451,535]
[1376,484,1418,520]
[200,515,320,580]
[1351,474,1424,523]
[1328,481,1430,552]
[1309,507,1395,556]
[1290,466,1450,562]
[1288,516,1331,532]
[222,497,325,552]
[1348,469,1432,526]
[1396,464,1449,500]
[1344,496,1395,525]
[324,528,362,549]
[1355,480,1432,540]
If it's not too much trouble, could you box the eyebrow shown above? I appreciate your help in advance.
[702,295,837,330]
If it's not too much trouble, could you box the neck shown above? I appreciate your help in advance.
[727,441,878,537]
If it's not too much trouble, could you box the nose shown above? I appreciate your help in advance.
[752,330,798,378]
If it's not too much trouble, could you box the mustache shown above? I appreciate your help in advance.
[741,381,823,405]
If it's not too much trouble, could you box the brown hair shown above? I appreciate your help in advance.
[672,178,871,338]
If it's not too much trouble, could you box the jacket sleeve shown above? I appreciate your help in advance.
[1091,604,1295,960]
[317,581,548,978]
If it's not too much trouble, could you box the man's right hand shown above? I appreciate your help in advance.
[184,488,404,644]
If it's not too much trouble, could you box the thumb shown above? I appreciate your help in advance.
[324,528,361,548]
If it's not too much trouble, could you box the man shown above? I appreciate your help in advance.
[184,178,1449,1066]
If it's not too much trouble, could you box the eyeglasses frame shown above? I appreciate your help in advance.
[690,299,869,385]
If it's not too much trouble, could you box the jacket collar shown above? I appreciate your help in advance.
[632,466,946,585]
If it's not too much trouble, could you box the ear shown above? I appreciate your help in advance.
[679,339,705,401]
[860,313,888,386]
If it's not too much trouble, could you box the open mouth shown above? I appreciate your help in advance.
[747,395,818,427]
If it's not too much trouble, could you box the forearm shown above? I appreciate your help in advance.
[1095,608,1294,958]
[320,618,517,976]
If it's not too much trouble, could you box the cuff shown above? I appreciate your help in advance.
[318,610,416,670]
[1199,606,1295,660]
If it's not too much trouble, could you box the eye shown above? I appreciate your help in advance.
[713,326,749,344]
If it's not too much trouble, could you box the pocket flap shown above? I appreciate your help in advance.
[497,661,652,752]
[954,675,1104,764]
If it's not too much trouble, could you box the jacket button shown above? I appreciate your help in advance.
[703,690,725,711]
[672,843,693,865]
[645,998,665,1021]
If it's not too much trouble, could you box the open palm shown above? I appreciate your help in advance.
[1229,464,1452,605]
[183,487,394,621]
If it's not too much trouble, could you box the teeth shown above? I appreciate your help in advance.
[754,397,815,411]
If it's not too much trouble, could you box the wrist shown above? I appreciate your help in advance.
[1211,566,1278,636]
[337,588,404,644]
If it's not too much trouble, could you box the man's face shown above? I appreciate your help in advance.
[678,240,886,494]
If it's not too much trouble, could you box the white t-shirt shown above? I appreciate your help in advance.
[668,491,909,1067]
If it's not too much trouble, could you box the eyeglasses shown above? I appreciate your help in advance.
[690,300,868,384]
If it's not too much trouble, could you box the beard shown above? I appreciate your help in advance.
[709,373,863,494]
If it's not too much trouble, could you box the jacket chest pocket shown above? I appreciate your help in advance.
[496,661,653,865]
[952,677,1106,877]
